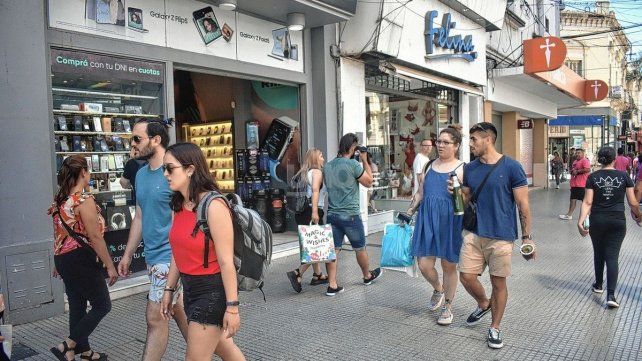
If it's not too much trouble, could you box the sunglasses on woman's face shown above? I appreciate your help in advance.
[162,163,189,174]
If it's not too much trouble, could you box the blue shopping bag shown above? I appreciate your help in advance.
[380,223,414,267]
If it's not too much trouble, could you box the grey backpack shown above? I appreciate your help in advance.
[193,192,273,298]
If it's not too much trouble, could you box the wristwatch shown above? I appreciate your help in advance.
[226,300,240,306]
[521,234,532,240]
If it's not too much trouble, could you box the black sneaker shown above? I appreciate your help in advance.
[607,294,620,308]
[466,305,491,326]
[363,267,382,285]
[326,285,344,296]
[592,283,604,294]
[487,327,504,349]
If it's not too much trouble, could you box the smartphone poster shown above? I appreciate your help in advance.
[193,6,222,45]
[127,7,145,32]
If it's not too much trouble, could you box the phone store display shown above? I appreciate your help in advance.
[193,6,222,45]
[184,120,235,192]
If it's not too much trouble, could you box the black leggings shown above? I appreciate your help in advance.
[54,248,112,353]
[589,213,626,295]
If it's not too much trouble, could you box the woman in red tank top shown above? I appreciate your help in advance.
[160,143,245,361]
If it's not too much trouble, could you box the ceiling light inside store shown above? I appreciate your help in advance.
[287,13,305,31]
[219,0,237,11]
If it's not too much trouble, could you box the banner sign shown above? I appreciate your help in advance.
[51,48,165,83]
[48,0,303,72]
[518,119,533,129]
[548,125,569,138]
[425,10,477,62]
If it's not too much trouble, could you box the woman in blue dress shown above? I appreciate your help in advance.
[407,125,464,325]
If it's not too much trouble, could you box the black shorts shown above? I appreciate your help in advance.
[570,187,585,201]
[181,273,227,328]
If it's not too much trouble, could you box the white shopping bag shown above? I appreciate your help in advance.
[298,224,337,264]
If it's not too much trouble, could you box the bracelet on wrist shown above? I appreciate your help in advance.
[225,309,239,314]
[164,288,175,293]
[226,300,240,307]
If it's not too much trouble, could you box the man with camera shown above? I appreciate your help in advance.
[323,133,382,296]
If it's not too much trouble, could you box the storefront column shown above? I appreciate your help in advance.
[311,25,339,158]
[502,112,520,160]
[532,119,548,188]
[484,101,493,122]
[0,0,65,324]
[339,57,369,230]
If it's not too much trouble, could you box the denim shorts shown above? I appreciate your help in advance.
[182,273,227,328]
[327,213,366,251]
[147,263,182,303]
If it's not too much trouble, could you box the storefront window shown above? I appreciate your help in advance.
[50,48,165,274]
[365,79,458,211]
[174,71,302,236]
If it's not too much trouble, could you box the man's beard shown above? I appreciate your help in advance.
[136,144,155,161]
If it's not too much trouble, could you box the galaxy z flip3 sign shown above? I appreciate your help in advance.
[425,10,477,62]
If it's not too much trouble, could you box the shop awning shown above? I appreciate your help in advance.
[549,115,617,126]
[392,64,484,96]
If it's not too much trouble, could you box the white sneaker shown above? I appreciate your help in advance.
[558,214,572,220]
[556,186,560,189]
[428,290,444,311]
[437,306,453,325]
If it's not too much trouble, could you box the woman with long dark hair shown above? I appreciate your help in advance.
[551,151,564,189]
[48,155,118,361]
[407,125,464,325]
[159,143,245,361]
[578,147,642,308]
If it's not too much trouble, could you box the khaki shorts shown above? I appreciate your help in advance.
[459,231,514,277]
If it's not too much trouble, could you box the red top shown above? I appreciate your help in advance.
[614,155,631,172]
[570,157,591,188]
[169,208,220,276]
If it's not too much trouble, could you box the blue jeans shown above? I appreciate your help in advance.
[327,213,366,250]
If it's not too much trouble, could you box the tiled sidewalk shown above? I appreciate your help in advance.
[12,186,642,360]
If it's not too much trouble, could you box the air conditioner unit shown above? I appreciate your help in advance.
[611,86,623,99]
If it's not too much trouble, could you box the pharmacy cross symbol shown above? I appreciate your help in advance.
[591,81,601,99]
[540,38,556,68]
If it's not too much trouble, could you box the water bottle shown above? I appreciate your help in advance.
[450,172,465,216]
[583,216,590,230]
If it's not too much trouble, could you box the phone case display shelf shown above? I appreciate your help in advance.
[185,121,235,192]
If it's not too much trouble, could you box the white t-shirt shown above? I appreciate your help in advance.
[306,169,326,208]
[412,153,430,195]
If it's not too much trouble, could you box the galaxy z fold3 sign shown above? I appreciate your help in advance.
[424,10,477,62]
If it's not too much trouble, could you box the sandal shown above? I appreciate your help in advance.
[286,269,303,293]
[80,350,108,360]
[310,273,329,286]
[50,340,74,361]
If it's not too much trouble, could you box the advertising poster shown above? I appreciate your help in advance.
[48,0,167,46]
[164,1,237,60]
[48,0,304,72]
[236,13,304,73]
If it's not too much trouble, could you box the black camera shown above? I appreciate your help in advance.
[357,145,368,153]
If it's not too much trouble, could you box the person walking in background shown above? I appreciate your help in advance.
[577,147,642,308]
[614,148,631,174]
[550,152,564,189]
[117,119,188,361]
[407,126,464,325]
[455,122,535,349]
[559,149,590,220]
[323,133,381,296]
[48,155,118,361]
[120,147,147,205]
[286,148,330,293]
[413,139,434,196]
[160,143,245,361]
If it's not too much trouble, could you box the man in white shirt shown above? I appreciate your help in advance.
[413,139,434,195]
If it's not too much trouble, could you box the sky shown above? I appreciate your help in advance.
[564,0,642,59]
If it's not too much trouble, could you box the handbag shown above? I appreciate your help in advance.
[463,157,504,232]
[298,224,336,264]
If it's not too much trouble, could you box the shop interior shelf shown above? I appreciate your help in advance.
[52,87,159,100]
[54,131,132,136]
[53,109,161,118]
[90,170,124,174]
[205,156,234,160]
[91,190,131,194]
[189,133,232,139]
[56,151,130,155]
[211,168,235,171]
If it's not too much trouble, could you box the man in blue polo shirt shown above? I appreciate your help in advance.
[456,122,536,350]
[117,119,187,360]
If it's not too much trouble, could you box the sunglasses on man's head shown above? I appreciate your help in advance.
[130,135,149,144]
[470,122,497,136]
